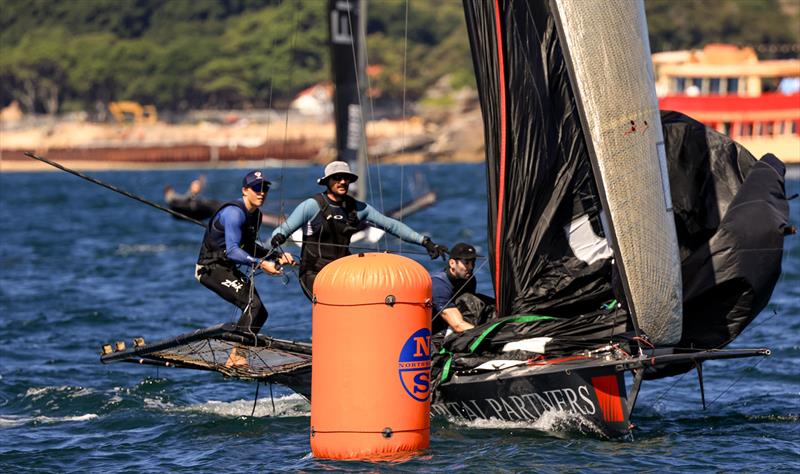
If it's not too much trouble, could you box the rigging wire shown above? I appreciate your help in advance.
[651,370,690,407]
[270,382,276,415]
[706,356,767,409]
[431,257,490,323]
[344,0,389,251]
[398,0,410,256]
[278,0,299,222]
[251,381,261,417]
[23,152,205,227]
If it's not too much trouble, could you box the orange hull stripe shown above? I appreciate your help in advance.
[591,375,625,423]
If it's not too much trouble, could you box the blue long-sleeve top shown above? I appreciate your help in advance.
[217,205,262,266]
[272,196,426,244]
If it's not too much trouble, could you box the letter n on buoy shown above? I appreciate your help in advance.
[310,253,432,460]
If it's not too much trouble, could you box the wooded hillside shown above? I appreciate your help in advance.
[1,0,797,115]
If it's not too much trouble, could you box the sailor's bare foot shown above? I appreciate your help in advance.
[225,347,248,368]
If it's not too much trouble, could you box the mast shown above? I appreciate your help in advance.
[356,0,368,201]
[329,0,367,201]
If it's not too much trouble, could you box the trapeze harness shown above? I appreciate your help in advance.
[299,193,361,296]
[198,199,263,268]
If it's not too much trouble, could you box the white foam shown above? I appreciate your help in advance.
[143,393,310,418]
[25,386,94,400]
[0,413,98,428]
[449,409,604,437]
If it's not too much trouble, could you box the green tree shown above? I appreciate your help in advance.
[0,27,71,114]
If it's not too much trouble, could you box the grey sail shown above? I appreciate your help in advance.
[551,0,683,344]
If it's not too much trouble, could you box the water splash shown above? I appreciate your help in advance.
[142,393,310,418]
[446,409,605,437]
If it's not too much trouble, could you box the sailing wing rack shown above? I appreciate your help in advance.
[100,323,312,397]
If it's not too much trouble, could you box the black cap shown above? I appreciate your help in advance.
[449,242,476,260]
[242,170,271,188]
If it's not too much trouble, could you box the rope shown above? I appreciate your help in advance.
[706,356,767,409]
[398,0,410,256]
[237,0,297,332]
[270,382,276,415]
[251,381,260,416]
[431,257,490,323]
[278,0,298,221]
[24,152,205,227]
[652,370,690,406]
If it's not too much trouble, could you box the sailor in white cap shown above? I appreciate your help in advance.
[271,161,448,300]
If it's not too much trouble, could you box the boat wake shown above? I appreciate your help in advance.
[144,393,310,418]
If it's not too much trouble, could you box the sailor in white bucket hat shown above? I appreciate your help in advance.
[316,160,359,185]
[271,160,448,300]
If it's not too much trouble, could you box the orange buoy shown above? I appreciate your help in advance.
[310,252,432,460]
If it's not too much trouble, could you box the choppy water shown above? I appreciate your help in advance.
[1,163,798,472]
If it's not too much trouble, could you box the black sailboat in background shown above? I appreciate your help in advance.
[429,0,791,437]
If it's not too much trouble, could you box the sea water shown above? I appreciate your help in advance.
[1,163,798,472]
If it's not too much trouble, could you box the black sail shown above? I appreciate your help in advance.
[329,0,363,165]
[463,0,612,318]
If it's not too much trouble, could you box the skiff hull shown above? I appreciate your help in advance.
[433,360,631,438]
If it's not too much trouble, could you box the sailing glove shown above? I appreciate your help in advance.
[422,237,448,260]
[271,233,287,248]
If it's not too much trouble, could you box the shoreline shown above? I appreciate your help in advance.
[0,157,317,173]
[0,150,484,173]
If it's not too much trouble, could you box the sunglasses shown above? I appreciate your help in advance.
[248,183,270,193]
[329,174,352,183]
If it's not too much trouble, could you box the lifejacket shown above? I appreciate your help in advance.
[197,199,262,266]
[300,193,361,274]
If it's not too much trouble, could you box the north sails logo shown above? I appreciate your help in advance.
[221,279,244,292]
[398,328,431,402]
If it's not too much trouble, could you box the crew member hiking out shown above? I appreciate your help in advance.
[196,171,294,366]
[270,160,448,300]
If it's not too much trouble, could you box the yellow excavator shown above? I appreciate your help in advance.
[109,101,158,124]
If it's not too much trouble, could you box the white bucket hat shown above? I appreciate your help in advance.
[317,161,359,185]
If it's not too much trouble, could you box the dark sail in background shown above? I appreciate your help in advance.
[463,0,611,318]
[329,0,363,167]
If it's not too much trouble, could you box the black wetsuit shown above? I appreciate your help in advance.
[196,199,272,333]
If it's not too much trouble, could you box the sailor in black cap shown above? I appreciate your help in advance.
[196,170,295,365]
[270,160,448,300]
[430,242,493,346]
